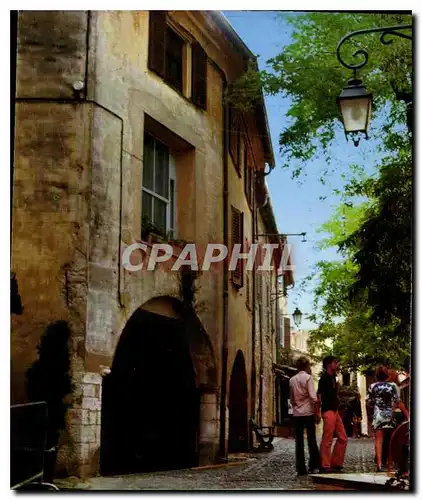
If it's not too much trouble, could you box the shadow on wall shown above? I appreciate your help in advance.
[25,320,73,452]
[11,272,23,315]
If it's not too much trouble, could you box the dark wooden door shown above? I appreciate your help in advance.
[100,309,199,474]
[228,351,248,453]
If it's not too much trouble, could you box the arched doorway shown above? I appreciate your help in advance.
[228,350,248,453]
[100,305,200,475]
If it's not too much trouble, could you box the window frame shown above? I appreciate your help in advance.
[142,133,177,238]
[148,12,207,110]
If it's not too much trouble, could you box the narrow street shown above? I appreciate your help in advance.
[56,437,376,491]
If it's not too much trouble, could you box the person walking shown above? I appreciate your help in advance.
[366,365,407,472]
[318,356,348,473]
[380,369,408,467]
[289,356,321,475]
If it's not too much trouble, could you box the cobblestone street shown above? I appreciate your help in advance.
[57,437,377,491]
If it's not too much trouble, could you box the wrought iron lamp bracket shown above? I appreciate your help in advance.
[336,25,412,72]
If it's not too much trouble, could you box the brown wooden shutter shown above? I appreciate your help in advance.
[229,106,240,172]
[283,317,291,349]
[274,243,282,272]
[231,207,244,287]
[244,145,254,205]
[245,239,251,307]
[248,148,254,204]
[191,43,207,110]
[244,143,248,200]
[148,11,167,77]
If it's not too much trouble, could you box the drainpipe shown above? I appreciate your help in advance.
[250,175,256,446]
[257,204,264,426]
[218,69,229,462]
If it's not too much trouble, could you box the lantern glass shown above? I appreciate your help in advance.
[339,96,372,133]
[292,307,302,327]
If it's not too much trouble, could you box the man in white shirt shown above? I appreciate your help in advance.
[289,356,321,475]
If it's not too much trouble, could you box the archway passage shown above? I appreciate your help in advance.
[228,350,248,453]
[101,308,199,475]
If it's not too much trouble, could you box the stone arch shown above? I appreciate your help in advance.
[100,295,219,474]
[139,296,218,391]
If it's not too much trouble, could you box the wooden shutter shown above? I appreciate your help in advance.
[245,239,251,307]
[273,242,282,271]
[283,317,291,349]
[244,145,254,205]
[148,11,167,77]
[191,43,207,110]
[248,147,254,204]
[231,207,244,288]
[229,106,240,172]
[244,144,249,201]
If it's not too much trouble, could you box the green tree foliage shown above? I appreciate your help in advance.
[255,12,412,370]
[343,143,412,339]
[260,12,412,174]
[306,198,410,371]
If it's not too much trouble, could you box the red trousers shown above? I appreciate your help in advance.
[320,410,348,469]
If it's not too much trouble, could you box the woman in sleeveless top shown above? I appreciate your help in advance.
[366,366,400,472]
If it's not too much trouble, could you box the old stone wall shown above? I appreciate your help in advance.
[12,9,278,476]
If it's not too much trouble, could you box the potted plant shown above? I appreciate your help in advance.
[141,216,166,244]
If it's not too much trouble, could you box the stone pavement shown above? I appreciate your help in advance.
[56,437,377,491]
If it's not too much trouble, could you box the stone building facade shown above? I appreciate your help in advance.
[11,10,292,478]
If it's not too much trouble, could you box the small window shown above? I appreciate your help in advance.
[142,133,176,238]
[231,206,244,288]
[148,12,207,109]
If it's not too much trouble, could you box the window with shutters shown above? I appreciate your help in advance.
[142,133,176,238]
[148,12,207,110]
[231,206,244,288]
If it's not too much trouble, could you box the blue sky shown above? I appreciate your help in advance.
[223,11,382,331]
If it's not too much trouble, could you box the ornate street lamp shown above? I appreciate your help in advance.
[336,24,412,146]
[292,307,303,327]
[337,76,372,146]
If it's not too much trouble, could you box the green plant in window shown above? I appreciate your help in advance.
[141,215,167,241]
